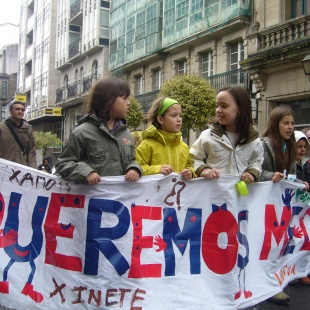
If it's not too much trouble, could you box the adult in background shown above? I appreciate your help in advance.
[37,158,52,173]
[0,101,36,168]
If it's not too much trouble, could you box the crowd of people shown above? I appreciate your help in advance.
[0,77,310,306]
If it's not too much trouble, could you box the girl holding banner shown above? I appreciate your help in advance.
[189,86,263,185]
[54,78,142,185]
[260,105,309,304]
[136,97,195,180]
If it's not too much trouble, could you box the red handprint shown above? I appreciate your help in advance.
[0,229,18,247]
[292,225,303,238]
[154,235,167,252]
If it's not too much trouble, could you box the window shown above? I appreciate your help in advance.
[64,75,68,100]
[222,0,237,10]
[42,38,49,68]
[176,60,187,75]
[64,75,68,88]
[190,0,203,24]
[41,72,48,103]
[80,66,84,81]
[43,3,50,34]
[53,122,62,153]
[177,1,188,19]
[2,81,7,99]
[34,44,41,73]
[36,13,42,39]
[72,114,83,132]
[92,60,98,78]
[201,52,213,79]
[53,122,61,139]
[153,69,162,91]
[230,41,244,71]
[33,77,40,108]
[101,1,110,9]
[205,0,219,16]
[135,75,142,96]
[291,0,309,18]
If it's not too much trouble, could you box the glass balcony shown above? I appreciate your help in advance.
[70,0,82,20]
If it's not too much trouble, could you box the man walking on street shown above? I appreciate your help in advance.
[0,101,37,168]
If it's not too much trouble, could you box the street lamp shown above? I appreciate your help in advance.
[301,55,310,81]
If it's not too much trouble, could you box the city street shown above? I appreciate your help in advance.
[244,283,310,309]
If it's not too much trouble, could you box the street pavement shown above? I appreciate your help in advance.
[1,283,309,309]
[244,282,310,309]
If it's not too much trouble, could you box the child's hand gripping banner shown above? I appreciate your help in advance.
[0,158,309,310]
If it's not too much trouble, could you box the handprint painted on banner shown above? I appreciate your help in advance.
[154,235,167,252]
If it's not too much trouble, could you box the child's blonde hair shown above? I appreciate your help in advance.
[146,96,166,129]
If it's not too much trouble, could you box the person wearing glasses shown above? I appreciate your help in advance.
[0,101,37,168]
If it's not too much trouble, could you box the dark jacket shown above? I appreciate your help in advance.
[297,159,310,192]
[38,163,52,173]
[0,118,37,168]
[54,113,142,183]
[260,137,295,181]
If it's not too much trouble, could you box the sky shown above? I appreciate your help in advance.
[0,0,21,25]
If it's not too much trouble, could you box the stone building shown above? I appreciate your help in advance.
[241,1,310,133]
[109,0,310,144]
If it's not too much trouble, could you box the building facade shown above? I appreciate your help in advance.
[55,0,110,143]
[18,0,62,164]
[15,0,310,150]
[109,0,310,144]
[241,0,310,133]
[0,44,19,121]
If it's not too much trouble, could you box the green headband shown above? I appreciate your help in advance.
[158,98,178,116]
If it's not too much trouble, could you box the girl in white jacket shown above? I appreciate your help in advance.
[190,86,263,183]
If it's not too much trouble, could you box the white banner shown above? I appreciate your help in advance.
[0,158,310,310]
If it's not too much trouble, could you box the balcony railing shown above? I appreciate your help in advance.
[56,74,99,103]
[255,15,310,51]
[83,73,98,93]
[209,69,250,92]
[68,81,80,99]
[69,37,81,59]
[70,0,81,20]
[135,90,160,113]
